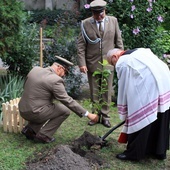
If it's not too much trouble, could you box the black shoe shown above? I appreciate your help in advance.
[116,153,139,161]
[88,114,101,126]
[21,125,36,140]
[116,153,129,160]
[155,154,166,160]
[88,120,98,126]
[34,134,55,144]
[101,119,111,128]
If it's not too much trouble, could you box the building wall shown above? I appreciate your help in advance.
[20,0,87,11]
[20,0,45,10]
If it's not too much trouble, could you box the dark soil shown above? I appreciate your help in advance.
[25,131,109,170]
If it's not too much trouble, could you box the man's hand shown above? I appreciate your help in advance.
[87,113,99,123]
[79,66,88,73]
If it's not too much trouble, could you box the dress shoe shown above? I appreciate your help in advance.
[88,114,101,126]
[88,120,99,126]
[155,154,166,160]
[21,125,36,140]
[116,153,139,161]
[101,119,111,128]
[34,134,55,144]
[116,153,129,160]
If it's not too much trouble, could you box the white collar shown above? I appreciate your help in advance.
[96,18,105,23]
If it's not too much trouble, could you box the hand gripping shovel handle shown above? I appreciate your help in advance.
[101,120,125,141]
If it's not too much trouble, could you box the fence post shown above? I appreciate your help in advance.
[8,104,12,133]
[13,105,18,133]
[2,103,7,132]
[2,98,27,133]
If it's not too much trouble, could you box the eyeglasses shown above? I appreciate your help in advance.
[92,10,104,16]
[61,66,69,75]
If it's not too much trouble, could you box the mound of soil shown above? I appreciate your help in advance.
[26,131,108,170]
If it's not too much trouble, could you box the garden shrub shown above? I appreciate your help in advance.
[64,66,85,99]
[0,0,24,57]
[5,23,40,77]
[160,0,170,30]
[0,0,39,77]
[105,0,165,56]
[156,28,170,54]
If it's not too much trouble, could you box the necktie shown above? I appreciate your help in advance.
[98,21,104,38]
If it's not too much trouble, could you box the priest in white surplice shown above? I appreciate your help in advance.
[107,48,170,161]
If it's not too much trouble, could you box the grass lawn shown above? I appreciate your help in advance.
[0,99,170,170]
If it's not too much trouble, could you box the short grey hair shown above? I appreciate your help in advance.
[106,48,121,58]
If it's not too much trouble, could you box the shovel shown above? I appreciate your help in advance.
[97,120,125,146]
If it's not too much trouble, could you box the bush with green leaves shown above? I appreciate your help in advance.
[0,0,39,77]
[0,0,24,55]
[105,0,165,56]
[160,0,170,30]
[5,22,40,77]
[156,28,170,54]
[64,67,85,99]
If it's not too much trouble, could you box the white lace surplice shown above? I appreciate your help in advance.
[116,48,170,134]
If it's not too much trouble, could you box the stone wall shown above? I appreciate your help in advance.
[19,0,87,11]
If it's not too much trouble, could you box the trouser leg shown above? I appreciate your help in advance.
[20,103,70,138]
[38,104,70,138]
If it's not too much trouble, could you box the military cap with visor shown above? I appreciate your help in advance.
[90,0,107,13]
[55,56,73,74]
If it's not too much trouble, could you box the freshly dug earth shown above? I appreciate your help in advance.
[26,131,108,170]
